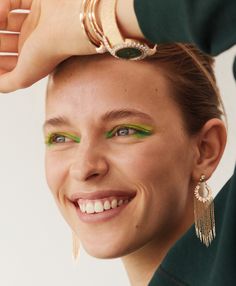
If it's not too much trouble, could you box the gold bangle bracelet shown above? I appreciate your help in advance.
[88,0,103,42]
[88,0,106,53]
[80,0,101,47]
[100,0,157,60]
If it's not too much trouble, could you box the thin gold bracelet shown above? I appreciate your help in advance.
[88,0,106,53]
[80,0,101,48]
[88,0,103,42]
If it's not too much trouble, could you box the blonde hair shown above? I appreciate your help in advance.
[147,43,226,134]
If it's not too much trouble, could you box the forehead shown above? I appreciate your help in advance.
[45,55,180,128]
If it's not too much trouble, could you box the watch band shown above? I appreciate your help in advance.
[80,0,106,54]
[100,0,157,60]
[100,0,124,46]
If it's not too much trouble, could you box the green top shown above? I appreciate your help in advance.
[134,0,236,78]
[134,0,236,285]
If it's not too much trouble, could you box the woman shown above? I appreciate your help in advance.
[1,0,235,285]
[0,0,235,91]
[44,44,227,286]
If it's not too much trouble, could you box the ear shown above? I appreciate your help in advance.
[192,118,227,181]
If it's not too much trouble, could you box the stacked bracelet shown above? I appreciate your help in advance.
[88,0,104,44]
[80,0,106,53]
[80,0,157,60]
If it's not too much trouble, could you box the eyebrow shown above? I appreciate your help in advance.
[43,108,154,130]
[101,109,154,122]
[43,116,70,131]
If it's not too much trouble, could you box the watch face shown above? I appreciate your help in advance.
[115,47,143,59]
[103,36,157,60]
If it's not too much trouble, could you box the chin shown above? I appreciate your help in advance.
[82,241,130,259]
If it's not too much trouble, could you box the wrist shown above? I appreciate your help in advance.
[116,0,144,40]
[96,0,157,60]
[97,0,145,40]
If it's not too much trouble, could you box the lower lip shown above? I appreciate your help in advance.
[75,200,132,224]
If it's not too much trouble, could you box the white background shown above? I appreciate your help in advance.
[0,46,235,286]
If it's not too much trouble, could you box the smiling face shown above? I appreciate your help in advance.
[44,55,197,259]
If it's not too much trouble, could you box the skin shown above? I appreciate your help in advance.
[0,0,141,92]
[44,54,226,286]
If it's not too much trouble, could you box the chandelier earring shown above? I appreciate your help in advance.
[193,174,216,247]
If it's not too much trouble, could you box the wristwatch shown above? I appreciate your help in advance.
[100,0,157,60]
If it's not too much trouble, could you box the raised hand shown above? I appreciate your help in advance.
[0,0,96,93]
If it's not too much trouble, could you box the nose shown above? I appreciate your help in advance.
[69,142,109,182]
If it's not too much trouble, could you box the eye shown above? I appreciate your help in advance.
[50,134,71,144]
[114,127,137,136]
[45,132,80,146]
[106,124,153,139]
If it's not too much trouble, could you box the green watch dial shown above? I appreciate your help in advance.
[115,47,142,59]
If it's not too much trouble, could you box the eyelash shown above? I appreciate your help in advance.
[45,132,80,146]
[45,125,152,146]
[107,125,152,138]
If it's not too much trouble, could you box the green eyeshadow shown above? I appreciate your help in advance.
[45,132,80,146]
[105,124,153,139]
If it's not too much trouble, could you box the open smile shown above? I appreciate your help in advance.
[74,196,135,224]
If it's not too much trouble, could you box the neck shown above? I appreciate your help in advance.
[121,237,171,286]
[121,217,194,286]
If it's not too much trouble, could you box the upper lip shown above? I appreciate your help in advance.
[70,190,137,202]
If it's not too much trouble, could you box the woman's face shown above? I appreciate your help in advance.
[44,56,196,258]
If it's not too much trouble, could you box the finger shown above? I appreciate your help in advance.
[0,0,32,18]
[0,32,67,93]
[0,34,19,52]
[0,68,7,73]
[0,2,10,20]
[10,0,32,10]
[0,55,17,70]
[0,12,28,31]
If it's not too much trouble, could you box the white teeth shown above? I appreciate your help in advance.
[94,201,104,213]
[86,202,95,214]
[78,197,131,214]
[118,199,123,206]
[104,200,111,210]
[79,203,86,213]
[111,199,118,208]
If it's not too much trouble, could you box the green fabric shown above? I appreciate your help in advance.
[149,173,236,286]
[133,0,236,285]
[134,0,236,78]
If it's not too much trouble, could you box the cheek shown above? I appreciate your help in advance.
[107,140,192,247]
[117,137,193,214]
[45,151,78,230]
[116,138,190,185]
[45,151,69,197]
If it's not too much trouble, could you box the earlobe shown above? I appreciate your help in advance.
[192,118,227,181]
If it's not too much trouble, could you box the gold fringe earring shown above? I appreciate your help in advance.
[72,231,80,262]
[194,174,216,247]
